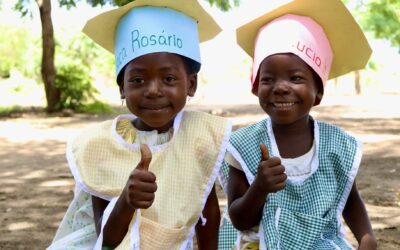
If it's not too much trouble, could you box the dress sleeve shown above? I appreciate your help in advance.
[225,151,243,171]
[47,186,97,250]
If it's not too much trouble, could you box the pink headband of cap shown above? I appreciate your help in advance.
[251,14,333,94]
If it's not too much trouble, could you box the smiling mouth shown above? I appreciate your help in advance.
[272,102,296,108]
[143,106,169,111]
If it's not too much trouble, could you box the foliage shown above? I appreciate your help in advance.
[86,0,132,7]
[57,32,114,75]
[361,0,400,50]
[87,0,239,10]
[0,24,40,78]
[54,61,112,113]
[14,0,239,12]
[54,32,114,112]
[206,0,240,11]
[0,106,23,116]
[80,100,114,113]
[55,63,95,111]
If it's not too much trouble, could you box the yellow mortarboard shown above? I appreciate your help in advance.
[236,0,372,80]
[83,0,221,75]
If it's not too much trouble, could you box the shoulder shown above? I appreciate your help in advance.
[317,120,356,140]
[183,110,229,124]
[231,119,267,144]
[316,120,359,149]
[182,110,232,134]
[72,119,115,146]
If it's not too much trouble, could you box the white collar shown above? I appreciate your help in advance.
[111,110,184,152]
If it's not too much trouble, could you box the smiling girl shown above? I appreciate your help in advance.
[218,0,376,249]
[48,1,231,249]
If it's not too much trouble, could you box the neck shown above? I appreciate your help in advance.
[271,115,314,158]
[132,119,174,133]
[271,115,312,136]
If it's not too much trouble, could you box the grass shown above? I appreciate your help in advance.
[0,105,24,117]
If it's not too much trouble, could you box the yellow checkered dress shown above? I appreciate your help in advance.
[68,110,231,249]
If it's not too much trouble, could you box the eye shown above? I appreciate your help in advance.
[127,77,144,85]
[164,75,177,84]
[290,75,305,83]
[259,76,274,85]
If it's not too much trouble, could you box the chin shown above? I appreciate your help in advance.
[143,119,174,132]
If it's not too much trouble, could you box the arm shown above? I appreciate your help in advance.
[92,144,156,248]
[195,185,220,250]
[92,192,137,247]
[228,145,286,231]
[92,195,110,235]
[343,181,377,250]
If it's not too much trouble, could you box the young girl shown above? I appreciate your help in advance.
[219,0,376,249]
[48,1,231,249]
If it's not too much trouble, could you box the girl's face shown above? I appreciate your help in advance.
[256,53,322,125]
[119,52,197,132]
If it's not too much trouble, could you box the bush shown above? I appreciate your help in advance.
[0,105,23,116]
[53,32,115,113]
[79,100,113,114]
[55,63,97,111]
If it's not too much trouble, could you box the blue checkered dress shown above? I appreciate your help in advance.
[218,118,361,250]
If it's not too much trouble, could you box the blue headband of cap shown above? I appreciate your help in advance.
[114,6,201,76]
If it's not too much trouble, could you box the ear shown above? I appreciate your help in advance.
[187,73,197,97]
[252,82,260,97]
[252,71,260,97]
[314,92,323,106]
[119,82,125,99]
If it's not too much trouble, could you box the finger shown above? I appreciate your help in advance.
[133,171,157,183]
[133,200,154,209]
[269,165,286,176]
[130,181,157,193]
[260,144,269,161]
[261,156,281,168]
[130,192,155,202]
[275,182,286,191]
[136,144,152,171]
[271,173,287,183]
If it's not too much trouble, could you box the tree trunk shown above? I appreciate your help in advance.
[354,70,361,95]
[36,0,60,112]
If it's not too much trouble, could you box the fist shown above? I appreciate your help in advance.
[255,144,287,194]
[124,144,157,209]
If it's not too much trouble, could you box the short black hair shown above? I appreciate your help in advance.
[309,65,324,95]
[116,54,200,86]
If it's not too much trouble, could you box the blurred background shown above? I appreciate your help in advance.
[0,0,399,249]
[0,0,399,111]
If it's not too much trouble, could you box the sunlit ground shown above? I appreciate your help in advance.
[1,38,400,250]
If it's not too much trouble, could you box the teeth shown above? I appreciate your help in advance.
[274,102,294,107]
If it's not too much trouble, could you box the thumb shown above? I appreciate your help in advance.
[260,144,269,161]
[136,144,152,171]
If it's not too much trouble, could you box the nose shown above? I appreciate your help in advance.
[272,79,290,95]
[144,80,162,98]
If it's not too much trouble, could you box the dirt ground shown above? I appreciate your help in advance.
[0,95,399,249]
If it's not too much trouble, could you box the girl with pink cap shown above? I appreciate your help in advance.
[218,0,376,249]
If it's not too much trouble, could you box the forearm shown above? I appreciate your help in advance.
[196,186,220,250]
[229,182,267,231]
[343,183,376,249]
[102,195,136,248]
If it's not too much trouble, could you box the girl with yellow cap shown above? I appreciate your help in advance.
[218,0,376,249]
[48,1,232,249]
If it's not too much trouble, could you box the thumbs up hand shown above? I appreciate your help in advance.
[123,144,157,209]
[136,143,152,171]
[254,144,287,195]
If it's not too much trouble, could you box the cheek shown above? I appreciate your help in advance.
[257,85,271,99]
[257,87,271,110]
[124,90,141,108]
